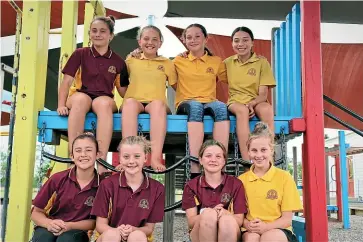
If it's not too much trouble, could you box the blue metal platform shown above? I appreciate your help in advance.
[37,111,297,153]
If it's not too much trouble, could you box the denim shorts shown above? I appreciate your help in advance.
[176,100,229,122]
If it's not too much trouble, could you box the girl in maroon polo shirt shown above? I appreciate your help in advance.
[31,133,100,242]
[182,139,247,242]
[57,16,129,174]
[91,136,165,242]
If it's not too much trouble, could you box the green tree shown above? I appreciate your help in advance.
[1,151,8,185]
[287,162,302,180]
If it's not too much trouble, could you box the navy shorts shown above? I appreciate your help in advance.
[176,100,229,122]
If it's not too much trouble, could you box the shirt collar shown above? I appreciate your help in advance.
[233,52,259,65]
[248,164,276,182]
[68,166,100,188]
[90,46,113,59]
[187,51,209,62]
[119,171,149,190]
[139,53,167,61]
[200,173,227,188]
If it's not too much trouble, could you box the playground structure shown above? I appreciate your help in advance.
[4,0,363,241]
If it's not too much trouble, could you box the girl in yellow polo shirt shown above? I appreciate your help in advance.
[173,24,230,178]
[239,122,302,242]
[224,27,276,162]
[121,25,177,172]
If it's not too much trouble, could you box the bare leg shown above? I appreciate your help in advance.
[260,229,289,242]
[92,96,117,174]
[213,121,230,152]
[120,98,145,138]
[127,230,148,242]
[229,103,250,160]
[145,100,169,172]
[66,92,92,155]
[190,216,201,242]
[198,208,218,242]
[98,229,121,242]
[188,122,204,173]
[254,102,275,135]
[242,232,260,242]
[218,214,241,242]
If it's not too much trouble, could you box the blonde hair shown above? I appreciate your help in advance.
[246,122,274,151]
[118,136,151,155]
[137,25,164,42]
[198,139,227,160]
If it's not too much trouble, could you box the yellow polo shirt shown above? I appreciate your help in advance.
[124,54,177,104]
[239,165,302,232]
[224,53,276,105]
[173,52,227,108]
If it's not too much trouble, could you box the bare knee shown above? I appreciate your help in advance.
[243,232,261,242]
[92,96,115,113]
[146,100,166,114]
[200,208,218,228]
[99,229,121,242]
[260,229,288,242]
[218,214,238,232]
[127,230,147,242]
[68,93,92,112]
[230,104,249,118]
[255,103,273,120]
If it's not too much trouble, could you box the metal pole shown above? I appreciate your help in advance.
[163,154,175,242]
[339,131,350,229]
[293,146,298,183]
[325,148,331,216]
[1,10,22,242]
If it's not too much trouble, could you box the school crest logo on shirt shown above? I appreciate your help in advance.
[108,65,117,74]
[221,193,232,203]
[247,68,256,76]
[266,189,278,200]
[206,67,214,74]
[157,65,165,72]
[84,196,95,206]
[139,199,149,209]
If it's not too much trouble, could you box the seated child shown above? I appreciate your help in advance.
[182,139,247,242]
[239,122,302,242]
[91,136,165,242]
[31,133,100,242]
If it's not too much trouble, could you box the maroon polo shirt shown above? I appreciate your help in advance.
[32,167,100,222]
[182,174,247,214]
[62,46,129,98]
[91,172,165,227]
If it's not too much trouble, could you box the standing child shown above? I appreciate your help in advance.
[121,25,177,172]
[225,27,276,161]
[57,16,129,174]
[91,136,165,242]
[174,24,230,178]
[239,122,302,242]
[31,133,100,242]
[182,140,247,242]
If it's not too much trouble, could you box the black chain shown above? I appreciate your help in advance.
[274,127,286,167]
[185,134,191,181]
[38,122,46,189]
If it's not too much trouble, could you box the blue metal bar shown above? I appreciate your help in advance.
[286,13,293,116]
[339,130,350,229]
[147,15,155,25]
[274,30,281,116]
[292,3,302,117]
[279,22,287,115]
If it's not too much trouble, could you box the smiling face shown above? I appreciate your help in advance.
[232,31,253,57]
[71,138,98,171]
[138,28,162,58]
[184,26,207,54]
[119,144,147,175]
[90,20,114,48]
[199,145,226,174]
[248,137,273,170]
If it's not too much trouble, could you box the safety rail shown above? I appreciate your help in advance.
[273,3,302,118]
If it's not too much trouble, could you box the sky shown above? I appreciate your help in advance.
[2,0,362,160]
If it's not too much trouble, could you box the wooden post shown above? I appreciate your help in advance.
[301,0,329,240]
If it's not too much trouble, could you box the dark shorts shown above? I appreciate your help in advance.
[31,226,89,242]
[241,229,297,242]
[176,100,229,122]
[77,90,113,100]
